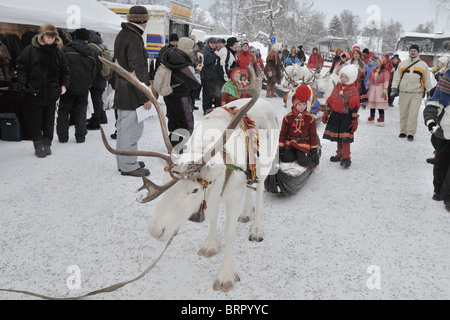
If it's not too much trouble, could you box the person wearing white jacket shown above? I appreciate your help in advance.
[391,44,432,141]
[217,37,238,82]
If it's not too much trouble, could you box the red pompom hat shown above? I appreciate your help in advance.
[292,85,311,106]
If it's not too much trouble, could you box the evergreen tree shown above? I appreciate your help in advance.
[328,15,343,37]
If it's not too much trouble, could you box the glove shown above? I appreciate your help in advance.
[278,148,285,161]
[428,121,437,133]
[322,111,330,125]
[348,120,358,134]
[390,88,398,99]
[310,148,319,166]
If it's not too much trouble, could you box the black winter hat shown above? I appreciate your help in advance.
[227,37,238,46]
[127,5,149,23]
[409,44,420,53]
[73,28,89,41]
[169,33,179,42]
[207,37,217,44]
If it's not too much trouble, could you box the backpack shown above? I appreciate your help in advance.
[89,43,113,81]
[153,64,173,97]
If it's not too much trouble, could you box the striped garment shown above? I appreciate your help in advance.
[326,82,361,113]
[428,69,450,107]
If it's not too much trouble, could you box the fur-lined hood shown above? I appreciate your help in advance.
[32,34,63,49]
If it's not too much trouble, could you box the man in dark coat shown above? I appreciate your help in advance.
[155,33,179,71]
[86,30,109,129]
[200,37,223,114]
[16,24,70,158]
[161,37,202,152]
[56,28,96,144]
[296,45,306,66]
[113,5,152,177]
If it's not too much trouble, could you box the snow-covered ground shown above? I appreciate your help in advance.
[1,87,450,301]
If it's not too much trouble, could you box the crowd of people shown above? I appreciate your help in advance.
[9,5,450,212]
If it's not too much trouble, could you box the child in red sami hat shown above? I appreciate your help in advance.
[221,68,241,106]
[279,85,320,168]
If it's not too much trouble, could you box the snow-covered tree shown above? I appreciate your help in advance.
[414,21,435,34]
[340,10,360,44]
[328,15,344,37]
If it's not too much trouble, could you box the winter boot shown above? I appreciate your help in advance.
[367,117,375,124]
[330,154,342,162]
[43,145,52,156]
[340,158,352,168]
[266,84,272,98]
[376,118,385,127]
[34,143,46,158]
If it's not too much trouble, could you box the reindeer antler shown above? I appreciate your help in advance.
[98,56,173,154]
[98,57,183,201]
[193,63,263,170]
[98,58,263,202]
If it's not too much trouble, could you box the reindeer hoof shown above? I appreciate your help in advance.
[198,248,218,258]
[213,274,240,292]
[238,216,251,223]
[249,234,264,242]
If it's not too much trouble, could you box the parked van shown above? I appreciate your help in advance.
[317,37,350,61]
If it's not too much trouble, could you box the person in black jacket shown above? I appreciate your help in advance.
[296,45,306,66]
[200,37,223,114]
[161,37,202,152]
[16,24,70,158]
[56,28,96,144]
[155,33,179,71]
[86,30,109,129]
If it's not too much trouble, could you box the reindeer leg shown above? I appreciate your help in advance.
[198,200,221,258]
[249,181,265,242]
[213,197,242,292]
[238,186,255,223]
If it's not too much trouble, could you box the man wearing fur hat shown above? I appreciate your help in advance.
[279,85,320,168]
[391,44,432,141]
[17,24,70,158]
[56,28,96,144]
[113,5,152,177]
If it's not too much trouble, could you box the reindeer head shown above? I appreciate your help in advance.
[98,57,264,240]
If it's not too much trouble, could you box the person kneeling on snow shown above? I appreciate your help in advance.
[322,64,361,168]
[278,85,320,168]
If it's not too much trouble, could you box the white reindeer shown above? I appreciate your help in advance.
[282,64,322,119]
[99,58,279,292]
[316,73,340,104]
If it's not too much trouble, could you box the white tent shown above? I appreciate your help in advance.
[0,0,123,35]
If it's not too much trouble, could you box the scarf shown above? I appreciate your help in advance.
[326,82,360,113]
[428,69,450,107]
